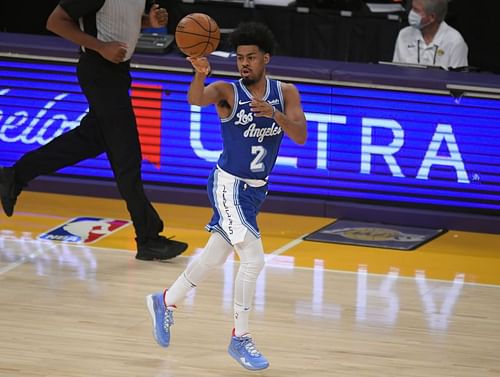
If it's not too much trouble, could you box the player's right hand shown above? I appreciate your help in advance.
[99,41,128,64]
[187,57,211,76]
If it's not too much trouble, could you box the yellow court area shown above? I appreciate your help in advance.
[2,191,499,286]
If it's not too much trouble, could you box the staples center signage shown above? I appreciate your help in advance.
[1,59,499,214]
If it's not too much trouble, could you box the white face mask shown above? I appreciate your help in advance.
[408,9,425,29]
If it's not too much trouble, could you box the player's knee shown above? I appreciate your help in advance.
[239,253,265,279]
[252,253,265,273]
[196,256,222,271]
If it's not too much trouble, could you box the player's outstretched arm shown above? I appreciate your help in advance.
[187,57,230,107]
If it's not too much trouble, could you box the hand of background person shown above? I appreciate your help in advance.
[187,57,211,76]
[99,41,128,64]
[149,4,168,28]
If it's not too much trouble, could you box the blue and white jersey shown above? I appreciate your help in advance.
[217,77,285,181]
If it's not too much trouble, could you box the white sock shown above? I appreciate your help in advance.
[233,232,265,337]
[164,273,195,307]
[234,303,251,337]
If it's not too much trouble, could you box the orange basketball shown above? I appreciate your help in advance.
[175,13,220,57]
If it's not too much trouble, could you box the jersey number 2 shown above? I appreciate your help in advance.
[250,145,267,172]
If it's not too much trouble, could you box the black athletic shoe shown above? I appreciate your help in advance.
[0,167,20,217]
[136,236,188,261]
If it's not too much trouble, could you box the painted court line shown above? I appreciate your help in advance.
[265,234,307,263]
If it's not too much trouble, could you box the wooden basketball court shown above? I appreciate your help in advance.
[1,191,499,377]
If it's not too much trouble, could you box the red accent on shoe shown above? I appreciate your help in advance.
[232,328,250,337]
[163,288,177,309]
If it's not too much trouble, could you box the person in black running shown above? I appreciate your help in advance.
[0,0,188,261]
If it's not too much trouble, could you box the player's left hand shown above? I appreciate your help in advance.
[149,4,168,28]
[250,99,275,119]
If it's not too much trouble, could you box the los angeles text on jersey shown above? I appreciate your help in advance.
[243,123,282,143]
[234,108,283,143]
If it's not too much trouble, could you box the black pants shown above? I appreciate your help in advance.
[14,52,163,243]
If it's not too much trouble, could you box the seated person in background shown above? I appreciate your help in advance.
[393,0,468,69]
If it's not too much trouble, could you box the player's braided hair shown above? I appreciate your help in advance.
[229,22,276,55]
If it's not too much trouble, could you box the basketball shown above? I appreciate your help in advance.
[175,13,221,57]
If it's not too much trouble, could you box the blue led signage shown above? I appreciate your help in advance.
[1,58,499,213]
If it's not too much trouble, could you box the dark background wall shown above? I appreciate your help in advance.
[446,0,500,73]
[1,0,59,35]
[0,0,498,73]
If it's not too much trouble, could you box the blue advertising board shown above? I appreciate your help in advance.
[1,58,499,214]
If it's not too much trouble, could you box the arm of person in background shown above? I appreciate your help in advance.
[392,30,405,63]
[46,5,127,64]
[250,83,307,145]
[448,38,469,69]
[186,57,232,107]
[142,3,168,29]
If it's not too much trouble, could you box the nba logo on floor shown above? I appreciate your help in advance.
[38,217,131,244]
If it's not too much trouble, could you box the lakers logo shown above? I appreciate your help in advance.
[321,227,427,242]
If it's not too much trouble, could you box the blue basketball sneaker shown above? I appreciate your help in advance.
[228,332,269,371]
[146,291,174,347]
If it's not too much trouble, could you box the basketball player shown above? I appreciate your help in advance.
[0,0,188,261]
[146,22,307,370]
